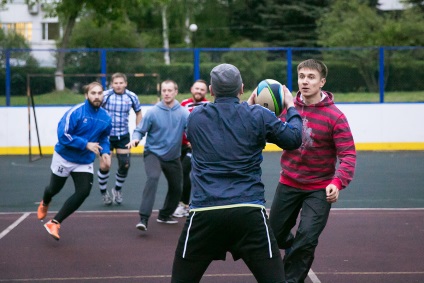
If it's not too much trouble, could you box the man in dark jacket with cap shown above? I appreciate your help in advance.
[171,63,303,283]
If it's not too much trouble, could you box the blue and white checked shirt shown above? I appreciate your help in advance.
[102,89,142,137]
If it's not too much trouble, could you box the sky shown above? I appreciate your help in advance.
[378,0,406,10]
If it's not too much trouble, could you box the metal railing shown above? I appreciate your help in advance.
[2,46,424,105]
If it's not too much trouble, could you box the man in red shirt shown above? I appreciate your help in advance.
[269,59,357,282]
[173,80,209,218]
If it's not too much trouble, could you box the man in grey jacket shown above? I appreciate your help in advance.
[127,80,189,231]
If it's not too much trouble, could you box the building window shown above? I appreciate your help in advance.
[0,22,32,41]
[42,22,60,40]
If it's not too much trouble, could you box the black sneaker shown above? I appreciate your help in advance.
[156,216,178,224]
[136,219,148,231]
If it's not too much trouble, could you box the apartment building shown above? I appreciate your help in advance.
[0,0,59,66]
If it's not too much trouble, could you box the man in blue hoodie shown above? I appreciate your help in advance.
[171,64,303,283]
[127,80,189,231]
[37,82,112,241]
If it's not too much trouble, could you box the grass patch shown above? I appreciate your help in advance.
[1,90,424,106]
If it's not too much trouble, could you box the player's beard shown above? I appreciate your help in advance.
[89,99,102,109]
[193,93,204,102]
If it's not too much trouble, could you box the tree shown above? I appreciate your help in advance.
[229,0,267,41]
[66,16,144,74]
[222,40,268,90]
[0,29,38,67]
[51,1,83,90]
[317,0,424,91]
[160,1,171,65]
[41,0,147,90]
[191,0,241,48]
[259,0,330,47]
[402,0,424,11]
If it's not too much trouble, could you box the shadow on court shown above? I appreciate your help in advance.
[1,151,424,282]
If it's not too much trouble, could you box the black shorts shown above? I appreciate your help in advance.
[109,133,130,151]
[175,206,281,261]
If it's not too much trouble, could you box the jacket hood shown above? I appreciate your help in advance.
[294,90,335,108]
[157,100,182,111]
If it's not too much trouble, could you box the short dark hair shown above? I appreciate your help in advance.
[193,79,208,87]
[162,80,178,91]
[297,59,328,79]
[83,82,103,94]
[111,72,127,83]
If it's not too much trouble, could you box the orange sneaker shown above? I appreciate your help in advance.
[44,220,60,240]
[37,201,49,220]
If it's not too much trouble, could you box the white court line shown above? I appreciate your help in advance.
[10,162,39,168]
[1,208,424,216]
[0,212,30,240]
[308,269,321,283]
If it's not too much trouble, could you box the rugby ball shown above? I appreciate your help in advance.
[256,79,285,116]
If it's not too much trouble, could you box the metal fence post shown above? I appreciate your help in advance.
[379,47,385,103]
[286,48,292,92]
[193,48,200,82]
[5,50,11,106]
[100,49,107,88]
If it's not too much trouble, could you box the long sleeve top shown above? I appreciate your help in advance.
[55,99,112,164]
[187,96,302,208]
[279,91,356,190]
[102,89,142,137]
[132,100,189,161]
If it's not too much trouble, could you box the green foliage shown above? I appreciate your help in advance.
[318,1,382,46]
[318,1,424,47]
[43,0,148,22]
[226,0,267,43]
[317,0,424,92]
[192,0,238,48]
[3,89,423,107]
[259,0,330,47]
[0,29,38,67]
[5,55,423,98]
[389,8,424,46]
[222,40,269,89]
[69,18,143,48]
[401,0,424,11]
[0,28,28,49]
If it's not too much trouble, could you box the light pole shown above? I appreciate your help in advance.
[189,23,198,81]
[189,23,198,49]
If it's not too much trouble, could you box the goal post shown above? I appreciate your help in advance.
[133,72,161,101]
[26,74,42,162]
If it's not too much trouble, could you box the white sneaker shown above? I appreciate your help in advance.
[111,188,123,205]
[136,219,148,231]
[102,191,112,206]
[173,203,189,218]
